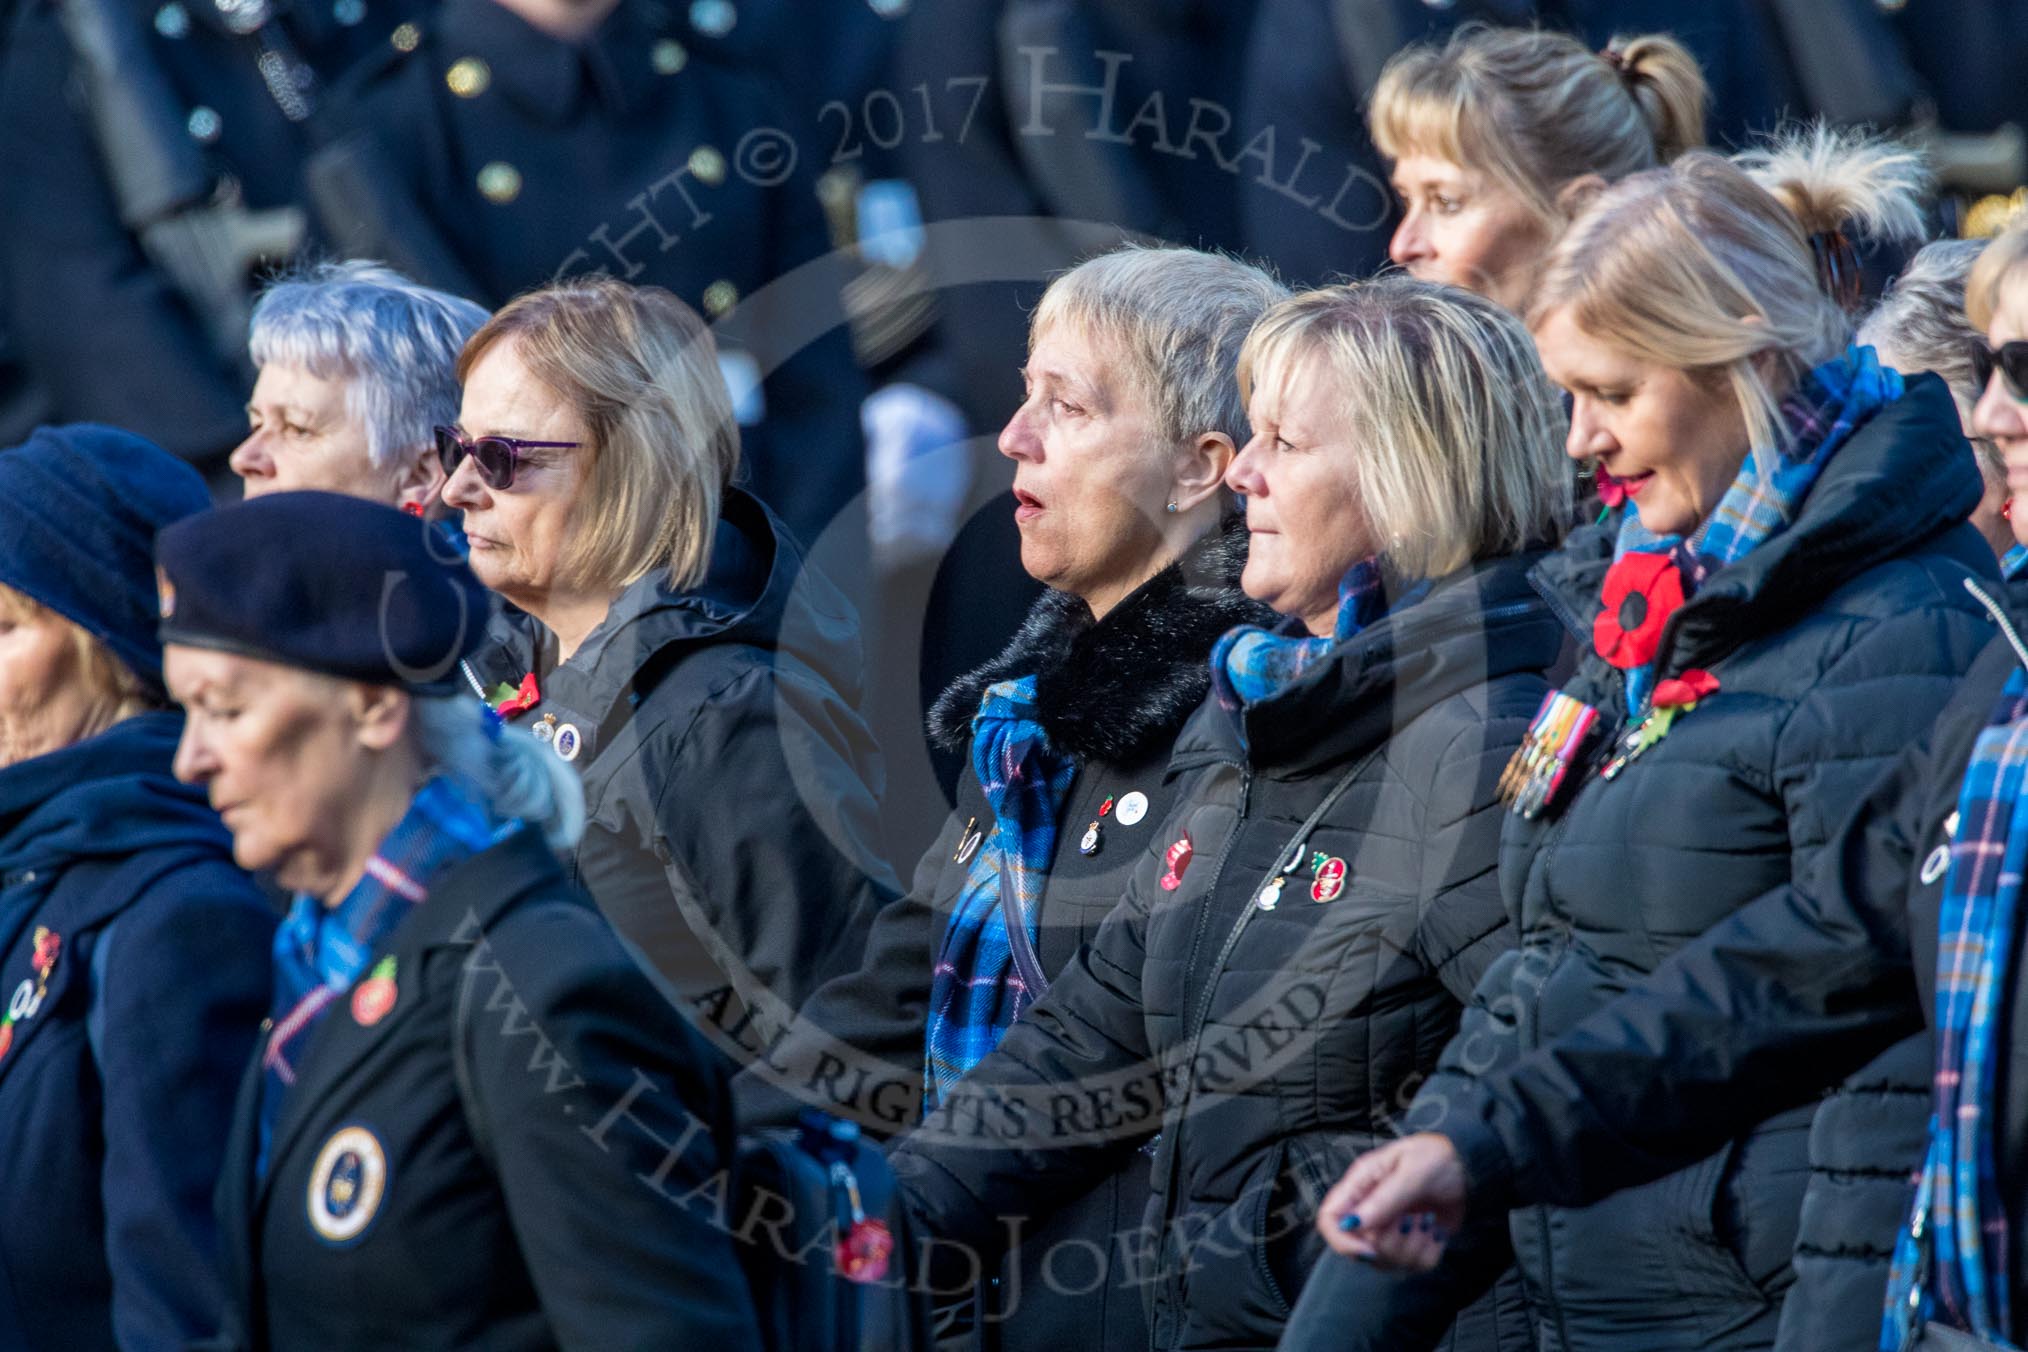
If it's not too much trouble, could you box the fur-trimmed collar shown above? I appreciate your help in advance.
[927,517,1272,765]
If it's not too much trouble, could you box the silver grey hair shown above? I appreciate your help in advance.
[411,696,586,853]
[248,260,490,468]
[1029,244,1289,449]
[1858,238,1990,407]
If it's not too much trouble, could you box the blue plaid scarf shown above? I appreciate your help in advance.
[257,776,513,1176]
[1610,345,1903,715]
[924,675,1078,1111]
[1884,668,2028,1351]
[1211,559,1425,717]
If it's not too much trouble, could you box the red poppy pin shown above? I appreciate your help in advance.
[490,672,540,718]
[835,1218,894,1284]
[1652,668,1720,710]
[1593,553,1686,670]
[1159,834,1194,892]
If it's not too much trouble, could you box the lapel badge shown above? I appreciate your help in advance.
[1922,810,1962,887]
[553,723,582,762]
[1256,877,1285,911]
[1158,833,1194,891]
[953,817,983,865]
[532,713,558,744]
[1310,857,1347,904]
[1116,791,1149,827]
[351,956,398,1027]
[308,1125,389,1246]
[0,926,63,1060]
[1079,821,1102,856]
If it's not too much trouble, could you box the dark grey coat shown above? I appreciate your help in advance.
[735,518,1272,1352]
[891,548,1565,1352]
[468,489,901,1046]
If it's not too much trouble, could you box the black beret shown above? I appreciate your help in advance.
[156,491,490,693]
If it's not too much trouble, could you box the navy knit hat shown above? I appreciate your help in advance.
[0,424,212,696]
[156,491,489,693]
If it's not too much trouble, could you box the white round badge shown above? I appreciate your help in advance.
[553,723,581,762]
[307,1125,388,1245]
[1115,791,1149,827]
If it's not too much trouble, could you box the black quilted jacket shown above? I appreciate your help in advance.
[891,548,1564,1352]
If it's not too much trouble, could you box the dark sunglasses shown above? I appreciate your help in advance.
[434,424,580,490]
[1971,339,2028,402]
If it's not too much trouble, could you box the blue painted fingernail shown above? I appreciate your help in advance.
[1338,1213,1361,1231]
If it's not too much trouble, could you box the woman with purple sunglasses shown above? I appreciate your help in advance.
[442,276,901,1050]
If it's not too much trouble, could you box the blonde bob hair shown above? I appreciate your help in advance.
[1370,25,1707,228]
[0,583,157,732]
[458,277,738,593]
[1236,275,1571,580]
[1531,124,1930,469]
[1967,220,2028,332]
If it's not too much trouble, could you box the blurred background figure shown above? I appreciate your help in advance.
[0,424,273,1352]
[313,0,870,553]
[1370,25,1706,312]
[232,259,487,510]
[0,0,430,477]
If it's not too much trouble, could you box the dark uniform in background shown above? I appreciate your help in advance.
[0,0,427,474]
[317,0,871,553]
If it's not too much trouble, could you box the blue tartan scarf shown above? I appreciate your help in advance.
[1883,668,2028,1351]
[924,675,1078,1111]
[1610,345,1903,715]
[256,776,513,1177]
[1211,559,1424,716]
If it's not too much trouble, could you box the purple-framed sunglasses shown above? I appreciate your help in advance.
[434,424,580,490]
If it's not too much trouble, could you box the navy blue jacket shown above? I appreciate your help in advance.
[0,711,273,1350]
[1404,374,1997,1350]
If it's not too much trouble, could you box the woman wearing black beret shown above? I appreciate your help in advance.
[0,424,273,1352]
[157,490,760,1352]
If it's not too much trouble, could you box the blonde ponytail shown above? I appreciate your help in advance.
[1609,33,1708,164]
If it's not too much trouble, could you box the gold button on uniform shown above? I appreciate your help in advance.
[389,20,420,50]
[651,39,687,74]
[445,56,491,98]
[702,280,738,316]
[688,145,726,186]
[476,161,522,204]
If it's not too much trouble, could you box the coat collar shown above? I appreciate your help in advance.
[471,489,864,760]
[1533,373,1998,672]
[925,517,1274,766]
[1171,547,1566,774]
[436,0,670,126]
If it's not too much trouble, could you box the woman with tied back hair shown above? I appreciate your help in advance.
[1371,23,1707,313]
[1305,128,1995,1351]
[889,274,1571,1352]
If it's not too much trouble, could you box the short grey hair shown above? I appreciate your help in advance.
[1029,245,1288,450]
[248,260,490,468]
[1858,238,1990,408]
[412,696,585,853]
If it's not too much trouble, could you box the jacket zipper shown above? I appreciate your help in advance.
[1966,577,2028,672]
[997,863,1051,1000]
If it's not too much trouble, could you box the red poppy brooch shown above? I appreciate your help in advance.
[1592,553,1684,670]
